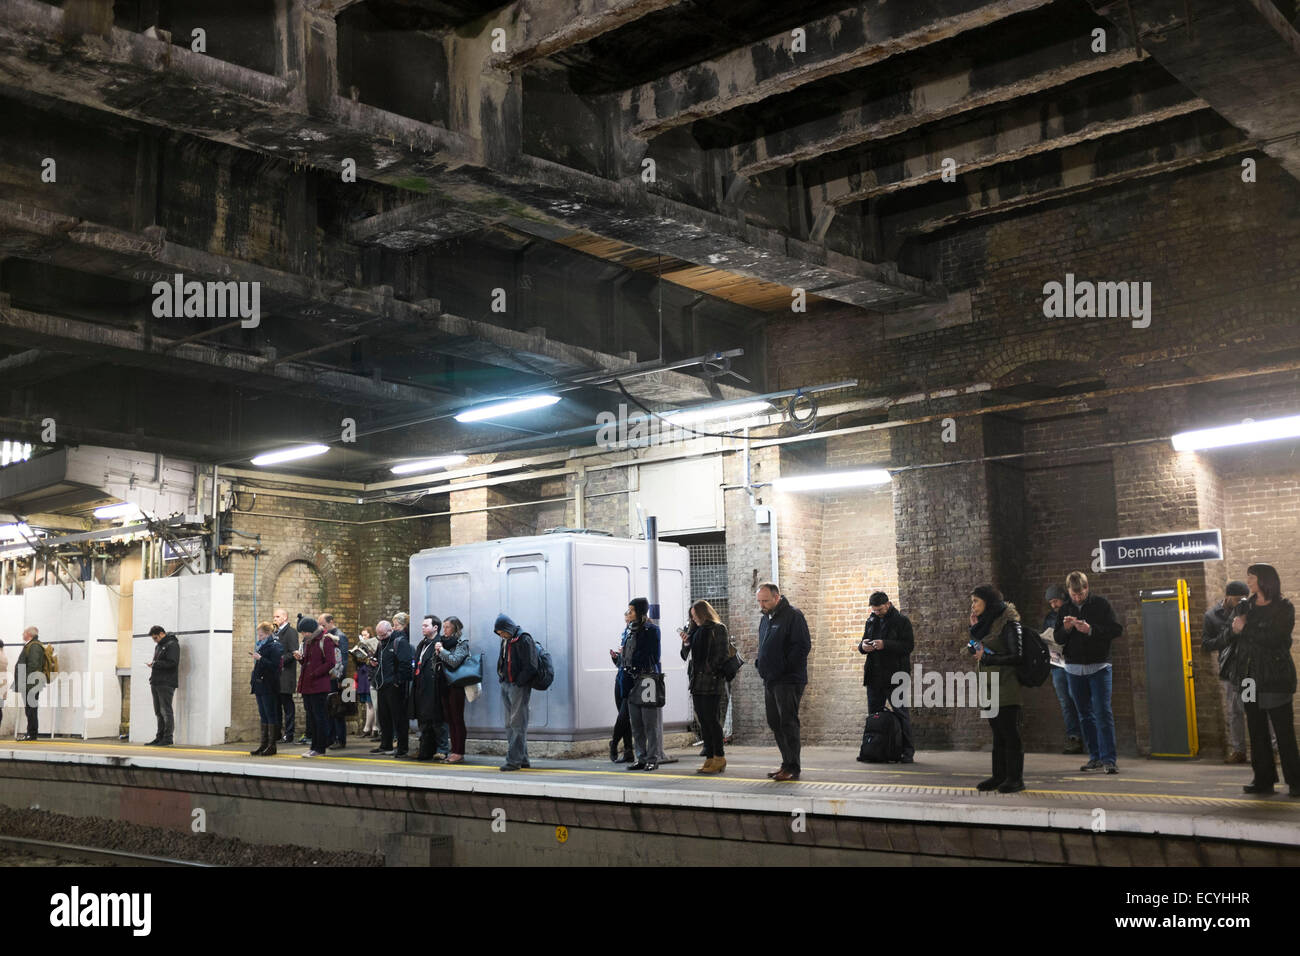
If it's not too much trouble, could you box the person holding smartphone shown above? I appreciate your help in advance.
[1057,571,1123,774]
[608,624,635,763]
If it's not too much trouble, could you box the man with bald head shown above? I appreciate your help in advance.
[273,608,299,743]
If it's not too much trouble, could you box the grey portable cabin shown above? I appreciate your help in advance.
[409,532,692,740]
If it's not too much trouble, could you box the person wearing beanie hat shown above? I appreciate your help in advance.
[857,591,915,762]
[966,585,1027,792]
[1203,581,1253,763]
[1043,585,1082,755]
[294,617,336,757]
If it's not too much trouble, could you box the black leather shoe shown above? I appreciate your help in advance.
[143,739,161,746]
[1244,782,1276,794]
[976,777,1004,792]
[369,747,393,754]
[997,780,1025,793]
[610,740,620,762]
[643,762,658,771]
[626,761,647,770]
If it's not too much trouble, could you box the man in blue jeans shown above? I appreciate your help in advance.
[1043,586,1083,754]
[1058,571,1124,773]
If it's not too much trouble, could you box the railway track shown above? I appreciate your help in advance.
[0,835,212,867]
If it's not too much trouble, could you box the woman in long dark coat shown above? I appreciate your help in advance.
[1229,564,1300,796]
[408,615,443,761]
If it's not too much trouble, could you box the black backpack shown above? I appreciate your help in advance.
[857,708,904,763]
[1015,623,1052,688]
[527,634,555,691]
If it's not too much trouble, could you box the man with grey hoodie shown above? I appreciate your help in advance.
[495,614,537,772]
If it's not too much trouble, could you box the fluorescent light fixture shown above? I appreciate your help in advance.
[454,394,561,423]
[1172,414,1300,452]
[250,444,331,466]
[391,454,468,475]
[662,401,773,426]
[94,503,140,519]
[774,469,892,492]
[0,522,32,541]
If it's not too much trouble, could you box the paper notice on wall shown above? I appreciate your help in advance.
[1043,628,1065,667]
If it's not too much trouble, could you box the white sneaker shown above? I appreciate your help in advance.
[301,750,320,758]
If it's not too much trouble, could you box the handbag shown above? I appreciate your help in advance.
[443,652,483,688]
[629,671,666,708]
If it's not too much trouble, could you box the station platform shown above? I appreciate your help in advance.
[2,738,1297,865]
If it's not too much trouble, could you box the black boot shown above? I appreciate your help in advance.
[977,746,1006,791]
[251,723,269,756]
[264,725,279,756]
[998,751,1025,793]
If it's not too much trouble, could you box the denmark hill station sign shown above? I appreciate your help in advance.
[1098,530,1224,571]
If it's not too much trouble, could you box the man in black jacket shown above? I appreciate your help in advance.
[369,619,413,756]
[1202,581,1250,763]
[858,591,915,762]
[272,608,298,743]
[1058,571,1123,773]
[144,625,180,746]
[755,582,811,781]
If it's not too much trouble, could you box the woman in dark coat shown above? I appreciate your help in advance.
[294,617,336,758]
[249,621,283,756]
[1228,564,1300,796]
[967,585,1026,793]
[409,616,443,761]
[680,599,730,774]
[437,617,472,763]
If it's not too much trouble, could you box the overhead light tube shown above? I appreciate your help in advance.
[250,444,331,467]
[773,469,893,492]
[453,395,561,423]
[391,454,469,475]
[1171,414,1300,451]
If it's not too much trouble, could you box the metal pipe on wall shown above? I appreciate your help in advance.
[647,515,659,627]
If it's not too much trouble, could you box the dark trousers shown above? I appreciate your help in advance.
[987,704,1024,782]
[867,685,915,759]
[417,720,439,759]
[304,692,330,753]
[330,679,346,746]
[304,698,316,741]
[610,696,633,754]
[763,681,805,774]
[151,684,175,742]
[693,693,724,758]
[378,684,409,753]
[24,703,38,738]
[445,686,467,754]
[1245,699,1300,788]
[278,693,296,737]
[255,691,278,723]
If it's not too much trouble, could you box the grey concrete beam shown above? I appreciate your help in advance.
[0,299,441,406]
[885,113,1251,237]
[0,202,731,405]
[485,0,687,70]
[477,158,945,310]
[732,32,1139,179]
[807,67,1206,209]
[0,0,477,182]
[621,0,1054,139]
[1086,0,1300,183]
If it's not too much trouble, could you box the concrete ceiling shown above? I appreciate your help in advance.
[0,0,1293,477]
